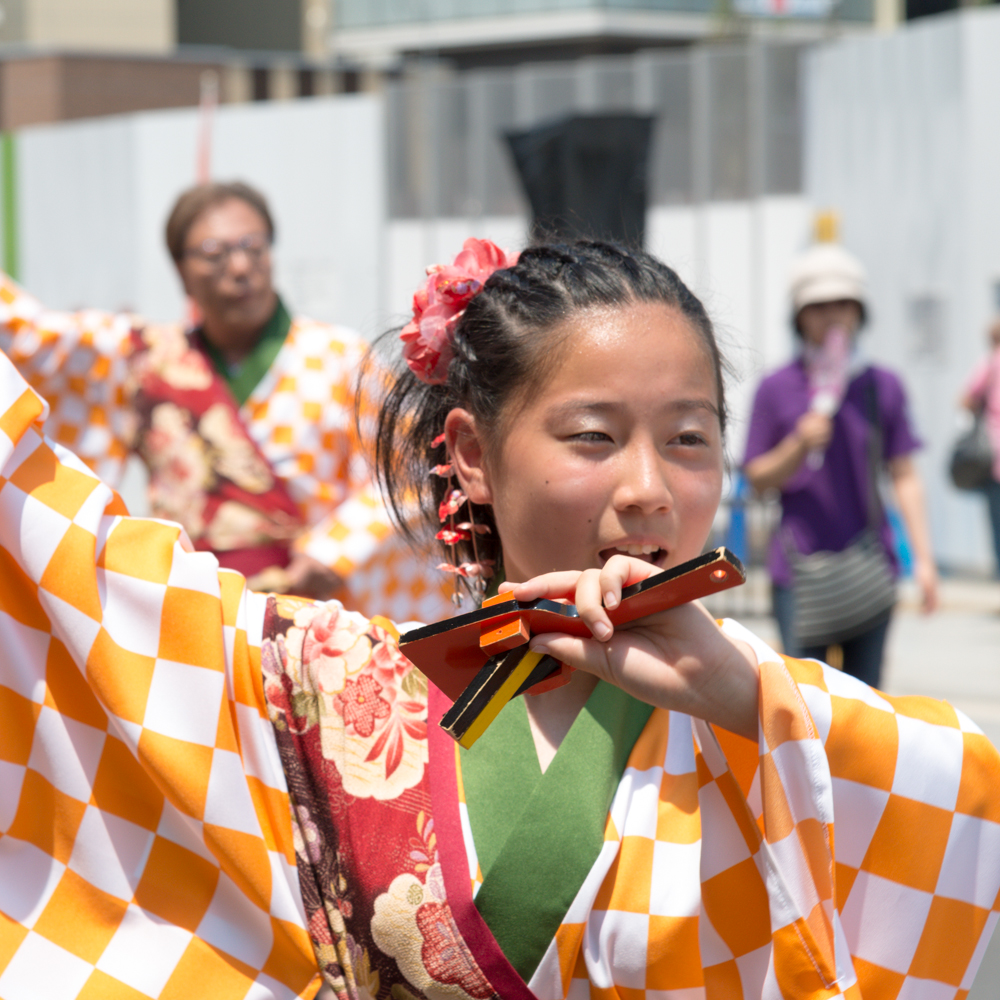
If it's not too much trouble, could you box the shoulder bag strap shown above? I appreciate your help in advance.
[862,370,884,532]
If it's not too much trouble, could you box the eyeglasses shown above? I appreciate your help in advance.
[183,233,271,269]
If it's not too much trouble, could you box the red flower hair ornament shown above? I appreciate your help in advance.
[400,238,519,385]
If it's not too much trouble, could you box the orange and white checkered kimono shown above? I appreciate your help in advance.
[518,622,1000,999]
[0,272,452,626]
[444,622,1000,1000]
[1,351,999,1000]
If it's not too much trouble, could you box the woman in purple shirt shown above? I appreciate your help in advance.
[743,241,938,687]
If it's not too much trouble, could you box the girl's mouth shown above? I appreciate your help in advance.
[599,545,668,568]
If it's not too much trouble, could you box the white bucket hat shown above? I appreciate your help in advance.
[789,242,868,315]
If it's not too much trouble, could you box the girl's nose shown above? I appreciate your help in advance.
[614,440,672,514]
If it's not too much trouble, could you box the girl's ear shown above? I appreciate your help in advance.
[445,408,493,506]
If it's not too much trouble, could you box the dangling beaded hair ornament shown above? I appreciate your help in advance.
[400,238,519,605]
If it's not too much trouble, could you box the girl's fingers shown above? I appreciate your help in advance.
[508,570,585,603]
[591,554,663,623]
[571,569,613,640]
[600,554,664,599]
[529,633,613,681]
[595,555,642,611]
[510,557,665,642]
[515,569,613,638]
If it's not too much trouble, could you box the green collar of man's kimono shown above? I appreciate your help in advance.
[459,680,654,982]
[199,296,292,407]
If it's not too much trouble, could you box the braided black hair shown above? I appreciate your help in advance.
[361,239,727,586]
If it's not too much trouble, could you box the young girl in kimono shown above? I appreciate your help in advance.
[0,238,996,1000]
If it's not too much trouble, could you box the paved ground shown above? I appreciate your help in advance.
[735,577,1000,997]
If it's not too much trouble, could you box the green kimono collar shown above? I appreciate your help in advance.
[459,680,653,981]
[199,296,292,407]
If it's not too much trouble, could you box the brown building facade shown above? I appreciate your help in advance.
[0,53,217,129]
[0,50,352,131]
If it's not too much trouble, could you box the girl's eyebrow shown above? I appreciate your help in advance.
[549,398,719,417]
[669,398,720,416]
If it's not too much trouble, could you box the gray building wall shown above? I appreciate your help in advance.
[385,43,805,222]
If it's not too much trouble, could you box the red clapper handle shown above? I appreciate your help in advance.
[400,547,745,704]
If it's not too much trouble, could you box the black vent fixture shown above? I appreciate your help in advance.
[505,114,654,248]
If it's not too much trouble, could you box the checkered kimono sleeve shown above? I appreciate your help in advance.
[784,649,1000,998]
[283,327,454,624]
[293,450,392,580]
[0,352,320,999]
[276,322,383,579]
[0,271,137,487]
[704,622,1000,1000]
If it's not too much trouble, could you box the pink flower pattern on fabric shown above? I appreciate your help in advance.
[333,674,392,738]
[262,597,497,1000]
[400,238,519,385]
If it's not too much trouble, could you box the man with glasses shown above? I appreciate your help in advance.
[0,180,451,623]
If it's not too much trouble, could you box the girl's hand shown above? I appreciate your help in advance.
[507,556,760,740]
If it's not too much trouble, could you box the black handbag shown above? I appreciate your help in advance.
[949,413,994,491]
[786,373,896,648]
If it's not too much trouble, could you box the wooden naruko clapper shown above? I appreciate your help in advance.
[399,547,745,749]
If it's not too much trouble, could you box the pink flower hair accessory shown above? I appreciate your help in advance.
[400,238,519,386]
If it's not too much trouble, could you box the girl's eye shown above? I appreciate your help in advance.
[673,432,706,447]
[571,431,613,443]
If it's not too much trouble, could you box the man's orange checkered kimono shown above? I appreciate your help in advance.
[1,350,999,1000]
[0,272,451,626]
